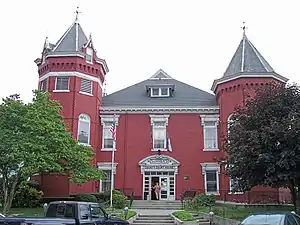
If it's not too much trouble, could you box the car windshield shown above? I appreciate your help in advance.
[241,214,285,225]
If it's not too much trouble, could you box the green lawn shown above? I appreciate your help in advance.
[1,208,136,220]
[175,205,294,221]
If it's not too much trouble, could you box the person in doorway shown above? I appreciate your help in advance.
[153,182,161,200]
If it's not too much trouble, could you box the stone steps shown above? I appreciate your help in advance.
[132,200,182,210]
[132,214,175,225]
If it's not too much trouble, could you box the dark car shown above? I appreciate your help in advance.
[241,212,300,225]
[0,201,129,225]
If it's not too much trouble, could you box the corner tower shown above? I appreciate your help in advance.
[34,10,109,196]
[212,26,288,127]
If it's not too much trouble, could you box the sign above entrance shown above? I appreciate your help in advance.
[139,155,180,174]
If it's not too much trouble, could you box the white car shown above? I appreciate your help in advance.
[0,213,5,217]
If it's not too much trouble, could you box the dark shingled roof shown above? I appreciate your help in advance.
[102,69,217,107]
[223,34,274,77]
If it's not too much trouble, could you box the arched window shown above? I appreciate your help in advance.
[78,114,91,145]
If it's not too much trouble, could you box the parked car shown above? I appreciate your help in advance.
[241,212,300,225]
[0,201,129,225]
[0,214,4,218]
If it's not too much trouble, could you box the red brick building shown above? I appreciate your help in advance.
[34,16,291,203]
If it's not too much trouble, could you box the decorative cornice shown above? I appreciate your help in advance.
[149,114,170,126]
[100,114,120,126]
[100,106,219,114]
[211,72,289,93]
[200,163,220,174]
[200,114,220,126]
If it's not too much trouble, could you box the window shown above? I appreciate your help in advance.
[150,88,170,97]
[79,204,90,220]
[86,47,93,63]
[55,76,69,91]
[150,115,169,151]
[91,205,105,218]
[46,203,75,218]
[153,123,166,149]
[101,170,111,192]
[40,79,48,92]
[80,78,92,95]
[100,115,119,151]
[227,114,233,142]
[229,178,243,194]
[200,115,219,150]
[77,114,90,145]
[201,163,220,194]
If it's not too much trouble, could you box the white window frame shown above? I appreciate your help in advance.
[54,76,70,92]
[86,47,93,64]
[77,113,91,146]
[201,163,220,195]
[40,79,48,92]
[200,115,219,151]
[150,115,169,151]
[79,78,93,96]
[226,164,244,195]
[100,115,119,151]
[150,87,170,97]
[97,162,117,192]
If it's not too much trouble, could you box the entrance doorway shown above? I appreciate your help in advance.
[143,171,175,201]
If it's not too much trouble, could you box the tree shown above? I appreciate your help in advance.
[224,83,300,211]
[0,90,103,213]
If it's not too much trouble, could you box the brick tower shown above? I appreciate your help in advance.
[34,10,109,197]
[211,26,288,193]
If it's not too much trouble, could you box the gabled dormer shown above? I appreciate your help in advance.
[146,69,175,98]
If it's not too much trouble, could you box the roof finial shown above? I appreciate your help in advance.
[89,32,92,40]
[241,21,248,38]
[74,6,81,23]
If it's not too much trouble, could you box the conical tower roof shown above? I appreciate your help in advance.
[211,29,288,92]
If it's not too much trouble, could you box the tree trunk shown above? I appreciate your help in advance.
[2,177,19,214]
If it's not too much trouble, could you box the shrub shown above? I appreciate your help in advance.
[112,192,128,209]
[172,211,194,221]
[194,194,216,206]
[41,197,74,204]
[12,182,43,208]
[90,192,105,203]
[72,193,97,202]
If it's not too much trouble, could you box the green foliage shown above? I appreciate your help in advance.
[112,191,128,209]
[172,211,195,221]
[41,197,74,204]
[185,194,216,212]
[73,193,98,202]
[90,192,106,203]
[224,83,300,209]
[0,90,103,213]
[12,182,43,208]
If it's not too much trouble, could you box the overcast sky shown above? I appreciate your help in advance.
[0,0,299,102]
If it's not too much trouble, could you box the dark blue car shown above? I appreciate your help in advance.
[241,212,300,225]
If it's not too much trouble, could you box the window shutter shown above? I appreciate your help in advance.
[80,79,92,94]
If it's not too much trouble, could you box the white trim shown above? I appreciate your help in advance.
[201,163,220,195]
[228,178,244,195]
[211,73,288,92]
[86,47,93,64]
[54,76,70,92]
[46,53,85,59]
[150,87,170,97]
[40,71,103,89]
[149,69,173,80]
[97,162,118,192]
[139,154,180,174]
[150,115,169,150]
[200,115,219,151]
[79,91,93,97]
[100,106,219,114]
[77,113,91,145]
[100,115,119,151]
